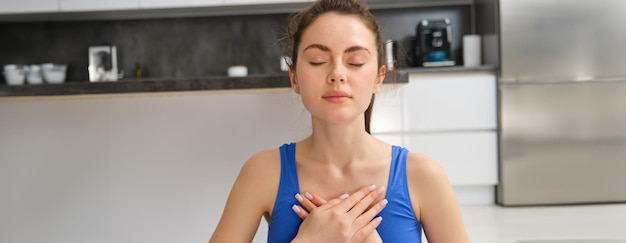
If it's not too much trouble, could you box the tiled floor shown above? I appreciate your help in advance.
[459,203,626,243]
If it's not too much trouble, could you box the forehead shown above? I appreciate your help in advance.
[300,12,377,51]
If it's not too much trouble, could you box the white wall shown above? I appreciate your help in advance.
[0,90,310,243]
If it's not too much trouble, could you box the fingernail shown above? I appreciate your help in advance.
[339,193,349,200]
[375,216,383,222]
[292,204,300,213]
[368,185,377,191]
[295,193,303,202]
[304,192,313,200]
[380,199,388,207]
[377,186,386,194]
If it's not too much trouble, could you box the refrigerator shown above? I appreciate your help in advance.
[495,0,626,206]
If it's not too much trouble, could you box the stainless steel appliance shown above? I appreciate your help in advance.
[496,0,626,206]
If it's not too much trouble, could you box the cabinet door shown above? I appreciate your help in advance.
[60,0,139,11]
[140,0,222,9]
[405,131,498,186]
[404,71,496,132]
[224,0,312,5]
[371,85,404,134]
[0,0,58,14]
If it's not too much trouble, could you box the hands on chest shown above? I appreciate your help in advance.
[290,185,388,243]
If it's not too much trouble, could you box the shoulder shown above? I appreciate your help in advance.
[404,151,470,242]
[238,148,282,191]
[404,151,455,214]
[405,151,450,187]
[242,148,281,173]
[210,148,283,242]
[228,147,283,214]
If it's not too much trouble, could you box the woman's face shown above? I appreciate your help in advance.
[290,12,385,125]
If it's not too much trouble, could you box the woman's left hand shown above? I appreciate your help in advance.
[292,187,386,243]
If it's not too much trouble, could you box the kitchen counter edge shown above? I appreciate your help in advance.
[0,65,496,99]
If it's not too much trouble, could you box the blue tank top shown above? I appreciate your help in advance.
[267,143,422,242]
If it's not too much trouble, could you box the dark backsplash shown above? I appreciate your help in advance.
[0,6,469,83]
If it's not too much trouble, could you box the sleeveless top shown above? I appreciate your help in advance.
[267,143,422,242]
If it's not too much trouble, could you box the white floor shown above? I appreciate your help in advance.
[459,203,626,243]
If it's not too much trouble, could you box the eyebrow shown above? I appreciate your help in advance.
[303,44,370,54]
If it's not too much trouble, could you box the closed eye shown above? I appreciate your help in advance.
[349,63,364,67]
[309,62,325,66]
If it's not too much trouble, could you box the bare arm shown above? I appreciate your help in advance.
[407,152,470,243]
[209,150,280,243]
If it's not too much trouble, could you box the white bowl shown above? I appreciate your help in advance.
[26,75,44,85]
[228,65,248,77]
[3,69,26,86]
[26,65,44,85]
[42,64,67,84]
[4,64,18,70]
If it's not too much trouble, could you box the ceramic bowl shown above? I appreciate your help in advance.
[3,68,26,86]
[41,64,67,84]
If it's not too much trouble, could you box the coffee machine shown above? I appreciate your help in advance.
[415,19,455,67]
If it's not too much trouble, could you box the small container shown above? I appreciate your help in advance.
[134,63,143,80]
[384,40,398,71]
[228,65,248,77]
[41,63,67,84]
[26,65,44,85]
[3,69,26,86]
[3,64,26,86]
[280,56,291,72]
[463,35,482,67]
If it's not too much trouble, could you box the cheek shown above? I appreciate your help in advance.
[354,69,380,90]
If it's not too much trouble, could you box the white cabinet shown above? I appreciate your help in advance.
[404,72,497,132]
[224,0,312,5]
[60,0,139,11]
[0,0,58,14]
[405,131,498,186]
[371,70,498,204]
[140,0,222,9]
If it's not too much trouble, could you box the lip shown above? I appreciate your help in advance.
[322,90,351,98]
[322,90,351,104]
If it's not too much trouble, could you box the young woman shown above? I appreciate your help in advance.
[209,0,469,242]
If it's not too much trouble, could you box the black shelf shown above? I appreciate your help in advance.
[0,74,291,97]
[0,66,497,98]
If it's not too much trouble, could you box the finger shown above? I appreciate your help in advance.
[291,204,309,219]
[295,193,317,213]
[306,192,328,206]
[317,195,347,211]
[347,186,385,218]
[336,184,378,213]
[352,216,383,242]
[353,198,388,228]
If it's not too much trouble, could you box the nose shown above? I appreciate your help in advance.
[327,64,346,83]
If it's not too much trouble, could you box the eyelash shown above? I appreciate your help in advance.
[308,62,364,67]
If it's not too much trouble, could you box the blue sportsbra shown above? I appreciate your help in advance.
[267,143,422,242]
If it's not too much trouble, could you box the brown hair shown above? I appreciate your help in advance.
[280,0,385,134]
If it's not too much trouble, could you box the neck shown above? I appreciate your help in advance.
[302,116,373,167]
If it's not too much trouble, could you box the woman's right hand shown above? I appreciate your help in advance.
[290,185,387,243]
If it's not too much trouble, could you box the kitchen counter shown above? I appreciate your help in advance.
[0,65,495,98]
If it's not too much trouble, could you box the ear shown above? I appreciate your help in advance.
[373,65,386,93]
[289,67,301,94]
